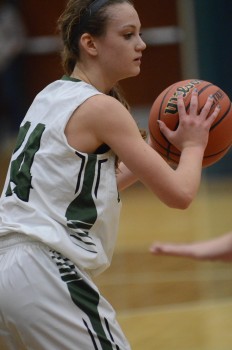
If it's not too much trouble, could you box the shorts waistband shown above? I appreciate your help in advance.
[0,233,42,251]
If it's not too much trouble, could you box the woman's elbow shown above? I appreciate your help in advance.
[164,192,194,210]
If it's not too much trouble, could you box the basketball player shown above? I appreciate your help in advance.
[150,231,232,261]
[0,0,220,349]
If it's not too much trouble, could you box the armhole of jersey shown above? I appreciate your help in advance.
[94,144,110,154]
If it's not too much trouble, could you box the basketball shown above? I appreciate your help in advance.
[149,79,232,167]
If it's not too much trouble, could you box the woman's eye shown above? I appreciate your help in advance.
[124,33,133,39]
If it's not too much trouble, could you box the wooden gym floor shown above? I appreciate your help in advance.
[1,148,232,349]
[94,181,232,350]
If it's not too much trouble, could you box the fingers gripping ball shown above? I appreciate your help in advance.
[149,79,232,167]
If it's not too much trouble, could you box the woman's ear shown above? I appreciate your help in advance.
[79,33,98,56]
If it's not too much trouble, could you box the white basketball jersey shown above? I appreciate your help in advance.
[0,77,122,276]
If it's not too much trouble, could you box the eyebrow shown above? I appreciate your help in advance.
[121,24,141,30]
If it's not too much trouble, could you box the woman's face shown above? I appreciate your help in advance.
[94,2,146,83]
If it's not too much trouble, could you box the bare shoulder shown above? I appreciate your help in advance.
[66,92,140,154]
[68,92,132,130]
[80,93,131,119]
[76,93,140,139]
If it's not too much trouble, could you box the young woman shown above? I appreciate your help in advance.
[0,0,220,349]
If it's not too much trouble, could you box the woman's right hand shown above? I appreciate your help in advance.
[157,89,221,153]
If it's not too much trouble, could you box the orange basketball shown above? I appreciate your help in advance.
[149,79,232,167]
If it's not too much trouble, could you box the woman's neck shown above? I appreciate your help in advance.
[71,65,114,94]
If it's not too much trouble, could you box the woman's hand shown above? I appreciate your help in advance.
[157,89,221,152]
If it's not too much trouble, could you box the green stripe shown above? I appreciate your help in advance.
[66,279,114,349]
[66,155,98,231]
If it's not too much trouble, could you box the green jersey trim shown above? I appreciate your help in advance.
[61,75,82,83]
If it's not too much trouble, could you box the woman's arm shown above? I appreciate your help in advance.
[150,232,232,261]
[116,137,156,192]
[100,92,219,208]
[117,162,139,191]
[66,90,220,209]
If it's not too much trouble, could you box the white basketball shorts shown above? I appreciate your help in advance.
[0,233,131,350]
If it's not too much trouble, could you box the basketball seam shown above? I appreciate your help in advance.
[210,100,232,130]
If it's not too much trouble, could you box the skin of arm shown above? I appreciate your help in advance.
[150,232,232,261]
[116,136,160,192]
[117,162,138,191]
[108,92,219,198]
